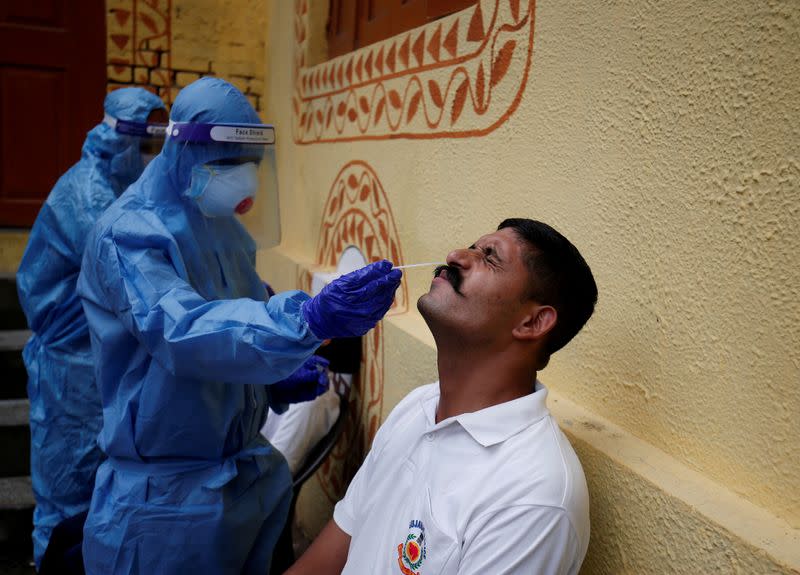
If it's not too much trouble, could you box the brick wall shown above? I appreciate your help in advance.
[106,0,267,112]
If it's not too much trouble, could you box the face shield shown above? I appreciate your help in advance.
[166,120,280,249]
[104,113,167,167]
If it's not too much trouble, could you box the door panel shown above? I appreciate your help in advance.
[328,0,358,59]
[1,68,66,202]
[0,0,105,227]
[3,1,65,25]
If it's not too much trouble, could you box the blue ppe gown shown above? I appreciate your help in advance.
[76,77,322,574]
[15,87,165,568]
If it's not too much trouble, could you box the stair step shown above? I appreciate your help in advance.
[0,477,34,567]
[0,400,30,479]
[0,330,28,401]
[0,477,33,511]
[0,400,28,428]
[0,275,27,331]
[0,331,29,352]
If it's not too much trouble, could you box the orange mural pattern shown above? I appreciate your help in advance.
[292,0,536,143]
[299,161,406,502]
[107,0,174,102]
[105,1,264,111]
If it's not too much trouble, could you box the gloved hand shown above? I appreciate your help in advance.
[269,355,330,406]
[302,260,402,339]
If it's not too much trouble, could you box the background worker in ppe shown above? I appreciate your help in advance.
[76,77,402,574]
[15,87,167,569]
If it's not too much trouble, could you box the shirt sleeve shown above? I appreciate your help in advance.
[332,456,369,535]
[457,505,582,575]
[332,395,403,534]
[333,387,426,535]
[78,213,322,385]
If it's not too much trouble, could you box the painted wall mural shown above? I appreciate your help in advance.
[292,0,536,143]
[105,0,265,111]
[298,160,406,502]
[106,0,174,102]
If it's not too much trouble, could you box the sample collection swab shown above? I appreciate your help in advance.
[316,262,446,287]
[392,262,446,270]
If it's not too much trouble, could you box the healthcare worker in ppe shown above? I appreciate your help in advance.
[16,87,167,569]
[76,77,402,574]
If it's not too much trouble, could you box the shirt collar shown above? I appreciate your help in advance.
[420,380,550,447]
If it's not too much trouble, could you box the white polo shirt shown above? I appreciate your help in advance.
[334,381,590,575]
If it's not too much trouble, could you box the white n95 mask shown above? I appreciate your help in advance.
[188,161,258,217]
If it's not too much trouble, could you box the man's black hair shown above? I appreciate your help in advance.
[498,218,597,366]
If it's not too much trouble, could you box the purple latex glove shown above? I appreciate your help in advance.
[269,354,330,406]
[302,260,402,339]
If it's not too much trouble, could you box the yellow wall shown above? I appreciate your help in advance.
[257,0,800,571]
[106,0,267,110]
[0,231,28,275]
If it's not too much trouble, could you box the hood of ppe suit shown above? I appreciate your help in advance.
[159,77,264,195]
[110,78,268,288]
[84,87,166,195]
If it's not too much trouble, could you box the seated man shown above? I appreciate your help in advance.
[287,218,597,575]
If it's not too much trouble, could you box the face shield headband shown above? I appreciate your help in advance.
[104,114,168,138]
[103,114,168,190]
[165,121,275,145]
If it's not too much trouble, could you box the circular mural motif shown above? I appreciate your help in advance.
[298,160,406,502]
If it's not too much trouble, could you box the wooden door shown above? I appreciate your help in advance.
[0,0,106,227]
[329,0,477,59]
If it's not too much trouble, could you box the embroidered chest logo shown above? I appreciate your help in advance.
[397,519,426,575]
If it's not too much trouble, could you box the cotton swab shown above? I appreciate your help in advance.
[392,262,446,270]
[316,262,446,286]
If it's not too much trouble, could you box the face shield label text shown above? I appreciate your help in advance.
[210,125,276,145]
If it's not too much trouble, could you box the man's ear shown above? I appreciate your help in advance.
[512,305,557,342]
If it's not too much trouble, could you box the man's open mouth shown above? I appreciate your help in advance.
[434,265,463,295]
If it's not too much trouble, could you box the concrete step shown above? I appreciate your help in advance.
[0,476,34,570]
[0,331,29,353]
[0,399,28,428]
[0,476,34,511]
[0,278,34,572]
[0,275,26,332]
[0,400,30,479]
[0,330,29,401]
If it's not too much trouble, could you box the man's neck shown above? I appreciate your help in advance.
[434,339,537,423]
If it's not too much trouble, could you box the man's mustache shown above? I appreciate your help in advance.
[434,265,463,295]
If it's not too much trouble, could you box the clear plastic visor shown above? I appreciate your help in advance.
[167,121,280,248]
[104,114,167,155]
[238,145,280,249]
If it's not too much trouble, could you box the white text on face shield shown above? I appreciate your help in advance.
[210,125,276,145]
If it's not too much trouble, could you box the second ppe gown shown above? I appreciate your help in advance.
[76,77,322,574]
[15,88,165,567]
